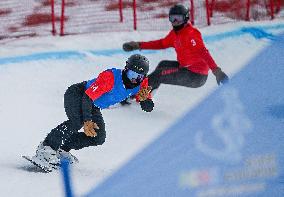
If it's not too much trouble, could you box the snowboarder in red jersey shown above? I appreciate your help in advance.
[123,4,229,92]
[29,54,154,170]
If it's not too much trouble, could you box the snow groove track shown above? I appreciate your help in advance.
[0,24,283,66]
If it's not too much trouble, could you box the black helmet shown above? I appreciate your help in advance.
[169,4,189,24]
[125,54,149,75]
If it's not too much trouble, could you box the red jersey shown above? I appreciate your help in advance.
[139,24,218,75]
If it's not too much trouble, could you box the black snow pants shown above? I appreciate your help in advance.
[43,82,106,151]
[148,60,208,90]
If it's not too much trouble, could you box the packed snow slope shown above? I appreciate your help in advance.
[0,20,283,197]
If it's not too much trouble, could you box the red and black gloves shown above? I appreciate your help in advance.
[136,86,154,112]
[123,41,140,51]
[137,86,152,102]
[212,67,229,85]
[140,99,154,112]
[83,120,99,137]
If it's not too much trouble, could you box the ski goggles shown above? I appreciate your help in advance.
[126,69,145,83]
[169,14,184,26]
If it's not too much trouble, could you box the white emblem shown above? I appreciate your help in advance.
[91,85,98,92]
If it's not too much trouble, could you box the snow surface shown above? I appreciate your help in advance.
[0,20,283,197]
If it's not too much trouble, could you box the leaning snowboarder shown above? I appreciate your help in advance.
[123,4,229,94]
[25,54,154,172]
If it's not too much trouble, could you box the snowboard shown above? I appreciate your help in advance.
[22,154,79,173]
[22,155,57,173]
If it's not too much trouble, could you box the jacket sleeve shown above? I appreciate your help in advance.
[193,28,218,71]
[201,48,218,71]
[139,31,173,50]
[85,70,115,101]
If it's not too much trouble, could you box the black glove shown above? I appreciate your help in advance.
[123,41,140,51]
[212,67,229,85]
[140,99,154,112]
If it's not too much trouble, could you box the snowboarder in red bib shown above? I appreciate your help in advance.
[31,54,153,169]
[123,4,229,93]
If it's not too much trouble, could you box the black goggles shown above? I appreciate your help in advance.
[169,14,184,24]
[126,69,145,83]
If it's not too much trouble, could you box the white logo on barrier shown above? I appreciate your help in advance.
[195,87,252,162]
[179,167,220,189]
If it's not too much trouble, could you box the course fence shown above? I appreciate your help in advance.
[0,0,282,39]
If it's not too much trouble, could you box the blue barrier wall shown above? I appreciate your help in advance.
[84,33,284,197]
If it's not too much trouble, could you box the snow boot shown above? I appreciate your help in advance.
[31,142,60,168]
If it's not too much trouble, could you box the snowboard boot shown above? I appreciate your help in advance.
[32,142,60,168]
[57,149,79,164]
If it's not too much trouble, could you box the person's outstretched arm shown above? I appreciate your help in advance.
[122,31,174,51]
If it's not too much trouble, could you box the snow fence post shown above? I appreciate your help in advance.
[133,0,137,30]
[61,159,74,197]
[119,0,123,22]
[60,0,65,36]
[246,0,250,21]
[190,0,194,25]
[205,0,211,25]
[51,0,56,35]
[269,0,275,20]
